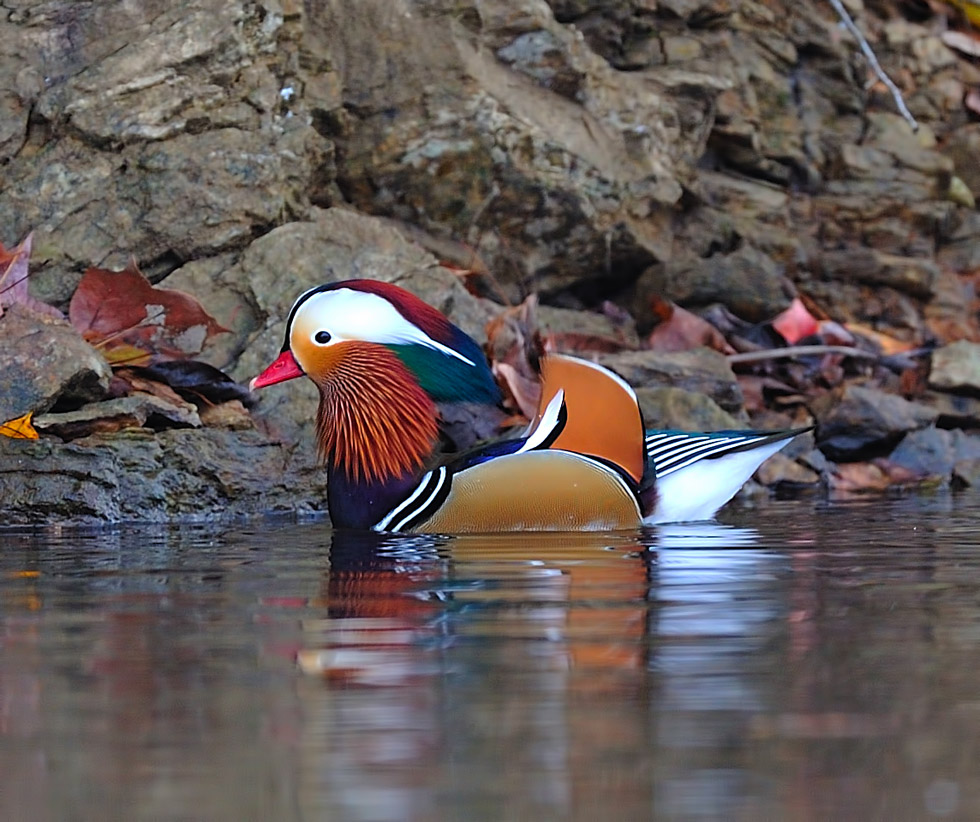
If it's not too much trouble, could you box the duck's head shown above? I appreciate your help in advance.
[250,279,500,482]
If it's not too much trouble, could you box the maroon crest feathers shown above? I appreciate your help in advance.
[338,279,456,346]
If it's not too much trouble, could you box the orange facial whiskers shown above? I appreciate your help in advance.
[311,341,439,484]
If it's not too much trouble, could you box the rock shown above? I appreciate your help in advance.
[942,124,980,201]
[34,394,201,441]
[198,400,255,430]
[917,390,980,427]
[597,347,746,416]
[929,341,980,394]
[635,245,794,323]
[887,426,955,482]
[164,208,496,373]
[0,428,331,526]
[862,114,953,178]
[1,0,980,524]
[923,267,980,345]
[1,0,332,304]
[754,452,820,488]
[816,248,938,300]
[812,383,938,462]
[438,403,511,452]
[953,458,980,488]
[635,386,740,431]
[304,0,685,300]
[0,305,111,422]
[536,304,640,350]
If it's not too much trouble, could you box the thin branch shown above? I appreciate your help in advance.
[0,272,31,295]
[727,344,880,364]
[827,0,919,132]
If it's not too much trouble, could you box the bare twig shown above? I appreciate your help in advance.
[727,344,880,364]
[827,0,919,131]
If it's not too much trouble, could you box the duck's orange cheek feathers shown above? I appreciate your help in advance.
[250,350,305,390]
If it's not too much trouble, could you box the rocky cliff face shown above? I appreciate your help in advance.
[3,0,980,523]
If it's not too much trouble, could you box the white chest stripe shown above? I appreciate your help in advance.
[517,390,565,453]
[373,466,450,533]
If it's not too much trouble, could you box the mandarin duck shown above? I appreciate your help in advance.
[250,280,807,532]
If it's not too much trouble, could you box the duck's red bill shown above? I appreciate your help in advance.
[250,350,304,390]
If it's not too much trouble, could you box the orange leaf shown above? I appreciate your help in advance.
[69,261,228,362]
[0,412,39,440]
[846,323,915,355]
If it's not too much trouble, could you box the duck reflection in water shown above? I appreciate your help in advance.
[302,528,662,683]
[295,524,778,820]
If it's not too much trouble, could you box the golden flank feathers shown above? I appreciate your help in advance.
[417,450,642,533]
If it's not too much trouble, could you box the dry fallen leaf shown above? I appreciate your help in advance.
[646,297,736,354]
[949,0,980,25]
[486,295,544,421]
[0,412,39,440]
[967,88,980,117]
[941,28,980,57]
[492,361,541,420]
[68,262,228,362]
[0,233,64,320]
[847,323,916,356]
[829,459,927,493]
[137,360,254,408]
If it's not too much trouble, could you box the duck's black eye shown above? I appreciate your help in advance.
[314,330,332,345]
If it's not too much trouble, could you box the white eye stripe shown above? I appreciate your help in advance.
[291,288,474,365]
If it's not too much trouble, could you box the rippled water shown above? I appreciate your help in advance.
[3,494,980,820]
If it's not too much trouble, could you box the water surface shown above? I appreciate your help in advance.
[2,495,979,820]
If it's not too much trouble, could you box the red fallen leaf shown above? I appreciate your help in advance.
[0,233,64,320]
[646,297,735,354]
[69,261,228,362]
[772,297,820,345]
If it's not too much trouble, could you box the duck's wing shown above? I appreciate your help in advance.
[643,428,810,524]
[372,391,642,533]
[413,449,643,533]
[532,354,646,483]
